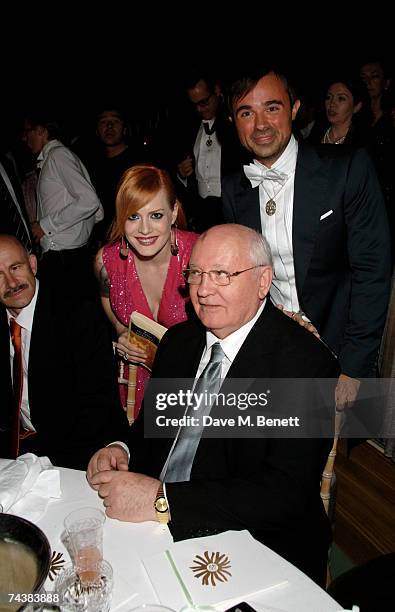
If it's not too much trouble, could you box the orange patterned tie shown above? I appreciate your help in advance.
[9,318,23,457]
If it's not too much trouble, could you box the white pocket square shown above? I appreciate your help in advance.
[320,209,333,221]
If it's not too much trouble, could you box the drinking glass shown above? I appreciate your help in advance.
[55,559,113,612]
[64,507,105,585]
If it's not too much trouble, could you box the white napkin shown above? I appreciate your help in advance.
[142,530,289,610]
[0,453,61,521]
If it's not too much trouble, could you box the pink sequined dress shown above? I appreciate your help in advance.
[103,229,198,420]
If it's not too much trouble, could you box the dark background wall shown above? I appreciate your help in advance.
[2,13,393,152]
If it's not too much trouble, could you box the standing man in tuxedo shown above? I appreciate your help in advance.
[176,75,247,232]
[222,68,391,409]
[87,224,339,586]
[0,234,128,469]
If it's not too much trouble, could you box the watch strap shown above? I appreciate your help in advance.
[154,482,169,524]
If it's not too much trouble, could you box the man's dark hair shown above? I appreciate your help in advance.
[228,68,298,115]
[24,111,63,141]
[183,74,219,94]
[95,104,127,123]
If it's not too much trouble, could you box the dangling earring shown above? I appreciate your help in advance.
[170,225,179,256]
[119,236,129,260]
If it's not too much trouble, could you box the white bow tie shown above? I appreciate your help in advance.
[244,164,288,188]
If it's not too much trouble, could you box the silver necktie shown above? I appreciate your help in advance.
[162,342,225,483]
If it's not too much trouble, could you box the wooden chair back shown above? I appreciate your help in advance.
[321,410,343,587]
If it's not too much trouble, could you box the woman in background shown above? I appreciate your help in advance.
[309,75,369,146]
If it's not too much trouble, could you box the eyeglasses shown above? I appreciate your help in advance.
[183,266,265,286]
[191,93,214,108]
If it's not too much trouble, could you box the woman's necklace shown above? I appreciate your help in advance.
[323,127,348,145]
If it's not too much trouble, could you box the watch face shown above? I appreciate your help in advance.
[155,497,168,513]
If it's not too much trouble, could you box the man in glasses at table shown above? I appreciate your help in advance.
[87,224,339,587]
[173,74,247,232]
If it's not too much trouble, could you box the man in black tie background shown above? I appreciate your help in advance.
[222,68,391,410]
[174,74,247,232]
[87,224,339,586]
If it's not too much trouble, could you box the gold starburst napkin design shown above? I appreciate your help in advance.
[48,550,66,581]
[142,530,289,610]
[190,551,232,586]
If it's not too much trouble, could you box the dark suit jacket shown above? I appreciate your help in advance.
[129,301,340,584]
[222,142,392,378]
[0,286,129,469]
[0,155,33,251]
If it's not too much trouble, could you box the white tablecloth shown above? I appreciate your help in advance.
[19,466,342,611]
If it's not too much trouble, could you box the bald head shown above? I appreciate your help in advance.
[194,224,273,268]
[0,235,37,316]
[0,234,30,256]
[188,224,273,338]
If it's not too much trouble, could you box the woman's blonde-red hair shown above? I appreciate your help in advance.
[108,164,186,242]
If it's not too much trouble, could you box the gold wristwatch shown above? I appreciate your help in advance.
[154,482,169,524]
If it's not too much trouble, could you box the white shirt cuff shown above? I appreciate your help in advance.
[177,174,188,187]
[106,441,130,462]
[39,215,54,236]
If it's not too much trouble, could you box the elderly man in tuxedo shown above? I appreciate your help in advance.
[222,68,391,410]
[0,234,128,469]
[87,224,339,586]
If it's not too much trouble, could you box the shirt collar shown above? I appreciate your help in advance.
[205,299,266,362]
[37,139,62,163]
[253,134,298,176]
[7,279,39,332]
[202,118,216,129]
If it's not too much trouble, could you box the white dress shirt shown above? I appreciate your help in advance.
[37,140,103,251]
[193,119,222,198]
[7,280,40,431]
[197,299,267,378]
[256,135,300,312]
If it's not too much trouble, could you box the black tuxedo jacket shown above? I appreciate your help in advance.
[222,142,392,378]
[0,286,128,469]
[129,301,340,584]
[172,107,249,230]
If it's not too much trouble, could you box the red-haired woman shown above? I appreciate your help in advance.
[95,164,198,420]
